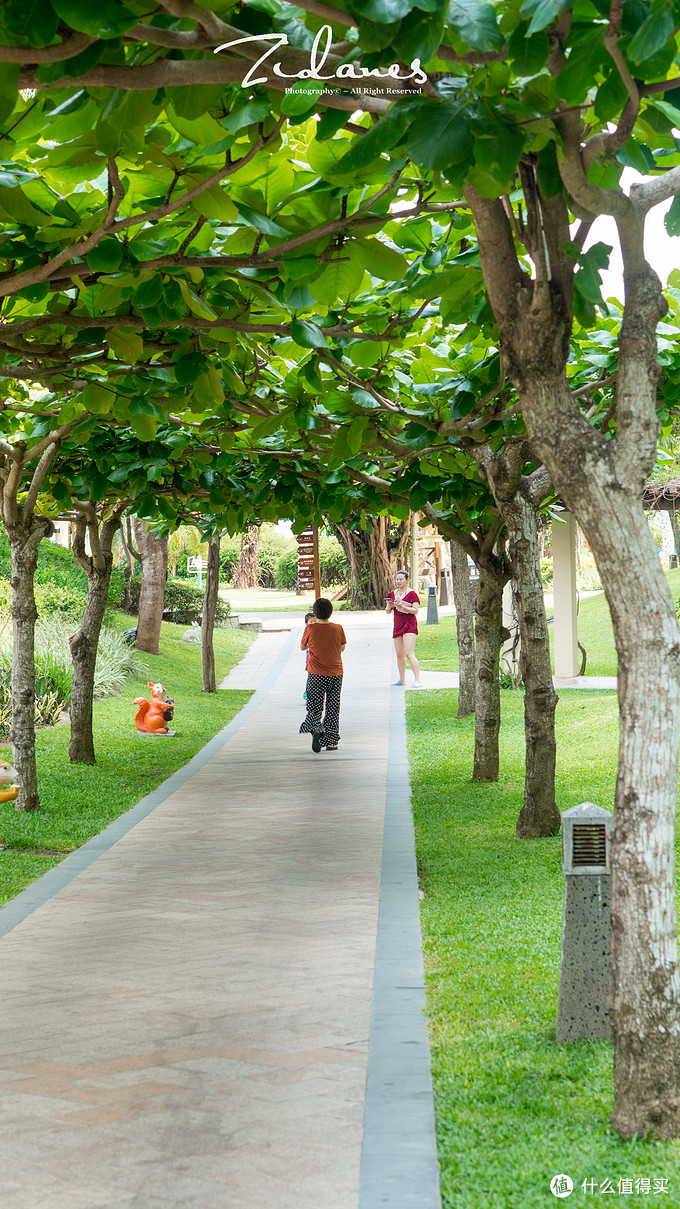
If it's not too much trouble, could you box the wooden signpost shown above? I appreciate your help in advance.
[297,526,320,598]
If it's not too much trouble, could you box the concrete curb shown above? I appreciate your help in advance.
[358,686,442,1208]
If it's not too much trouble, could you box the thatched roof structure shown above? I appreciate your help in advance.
[642,479,680,510]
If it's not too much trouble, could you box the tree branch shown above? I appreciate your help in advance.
[0,32,95,63]
[23,442,58,517]
[583,0,640,172]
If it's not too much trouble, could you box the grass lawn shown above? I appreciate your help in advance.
[407,686,680,1207]
[406,576,680,1205]
[0,619,255,907]
[415,567,680,680]
[221,587,317,612]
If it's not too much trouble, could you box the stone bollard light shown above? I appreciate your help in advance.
[426,584,439,625]
[556,802,613,1044]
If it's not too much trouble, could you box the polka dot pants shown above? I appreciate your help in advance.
[299,673,342,747]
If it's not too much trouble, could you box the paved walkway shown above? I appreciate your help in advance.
[0,614,441,1209]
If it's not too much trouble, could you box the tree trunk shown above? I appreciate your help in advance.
[504,493,560,838]
[512,284,680,1137]
[233,523,260,589]
[201,535,220,693]
[132,518,168,656]
[473,560,507,781]
[8,521,51,811]
[333,516,410,607]
[118,519,133,612]
[68,516,117,764]
[449,540,475,717]
[467,168,680,1134]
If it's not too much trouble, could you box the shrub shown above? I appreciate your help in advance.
[578,554,602,592]
[257,526,296,587]
[0,532,125,614]
[274,547,297,590]
[0,683,64,737]
[219,532,241,583]
[35,582,88,618]
[0,618,143,732]
[128,577,231,625]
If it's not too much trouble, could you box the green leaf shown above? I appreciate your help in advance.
[283,255,319,281]
[334,417,368,460]
[221,363,247,395]
[333,105,414,173]
[471,105,525,183]
[406,101,474,170]
[222,98,272,134]
[351,0,413,22]
[50,0,139,38]
[234,203,290,237]
[177,279,217,321]
[281,82,328,117]
[0,64,19,127]
[132,275,163,309]
[129,415,158,442]
[628,5,674,65]
[616,137,655,174]
[665,195,680,237]
[165,84,227,121]
[353,236,408,280]
[87,238,123,274]
[107,327,144,364]
[81,381,114,415]
[194,368,224,408]
[536,141,563,198]
[166,105,227,147]
[0,184,47,227]
[3,0,59,46]
[308,256,365,304]
[346,341,386,368]
[507,25,550,74]
[175,352,208,385]
[189,185,238,223]
[447,0,504,51]
[519,0,567,36]
[574,244,611,303]
[316,108,353,142]
[291,320,330,349]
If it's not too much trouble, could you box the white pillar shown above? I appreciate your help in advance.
[410,513,418,590]
[502,578,518,673]
[552,511,579,678]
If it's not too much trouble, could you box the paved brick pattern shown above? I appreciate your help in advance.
[0,617,402,1209]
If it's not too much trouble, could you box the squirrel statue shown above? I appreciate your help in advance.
[133,682,175,734]
[0,758,19,803]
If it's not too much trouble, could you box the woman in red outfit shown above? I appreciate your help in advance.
[385,570,423,688]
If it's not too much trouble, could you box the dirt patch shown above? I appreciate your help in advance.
[0,845,71,856]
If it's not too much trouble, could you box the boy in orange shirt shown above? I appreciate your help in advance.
[299,598,347,753]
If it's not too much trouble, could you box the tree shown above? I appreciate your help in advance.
[69,501,126,764]
[332,516,411,608]
[201,534,221,693]
[0,422,75,809]
[233,524,260,590]
[472,446,560,838]
[132,519,168,657]
[448,541,475,719]
[3,0,680,1135]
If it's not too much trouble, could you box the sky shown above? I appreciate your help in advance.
[583,169,680,299]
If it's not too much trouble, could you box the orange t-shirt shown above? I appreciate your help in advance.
[302,621,346,676]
